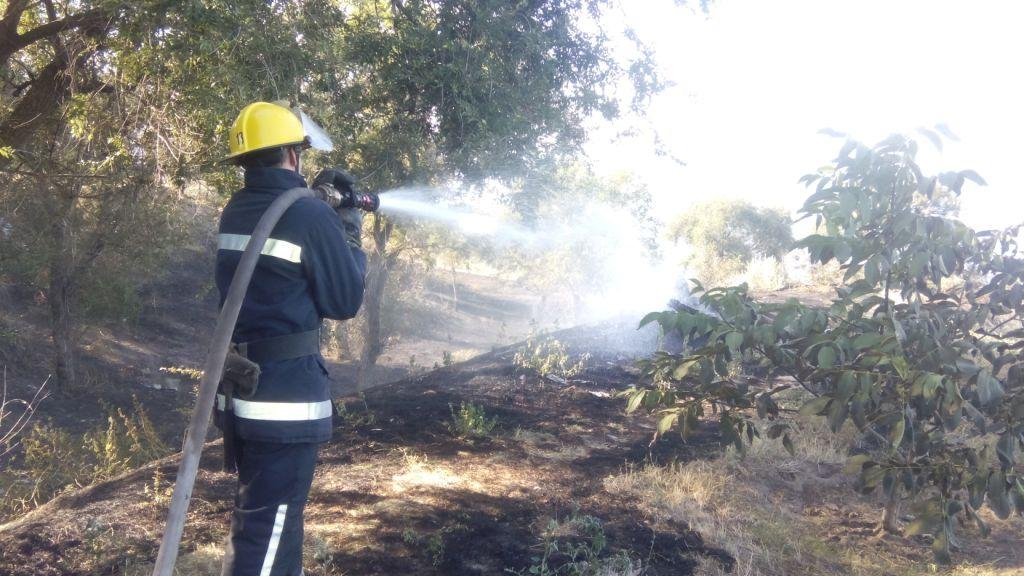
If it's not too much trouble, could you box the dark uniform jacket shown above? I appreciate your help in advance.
[214,167,366,443]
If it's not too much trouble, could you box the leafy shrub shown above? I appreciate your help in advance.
[509,508,643,576]
[626,133,1023,563]
[1,398,170,521]
[20,423,82,503]
[514,335,589,380]
[447,402,497,439]
[84,398,169,481]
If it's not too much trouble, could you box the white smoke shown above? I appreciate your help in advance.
[376,187,695,321]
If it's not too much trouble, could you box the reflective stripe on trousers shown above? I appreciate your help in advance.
[222,440,318,576]
[217,394,332,421]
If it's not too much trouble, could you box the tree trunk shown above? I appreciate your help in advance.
[449,261,458,312]
[571,291,583,323]
[879,495,901,535]
[48,187,77,391]
[360,215,393,374]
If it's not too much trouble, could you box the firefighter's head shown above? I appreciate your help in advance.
[224,101,333,173]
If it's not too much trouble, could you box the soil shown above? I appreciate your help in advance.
[0,339,726,575]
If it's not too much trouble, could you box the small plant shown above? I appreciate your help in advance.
[401,527,446,567]
[144,468,172,508]
[2,397,171,521]
[442,350,454,367]
[514,334,589,380]
[447,401,497,439]
[310,535,337,571]
[509,508,643,576]
[333,397,376,428]
[84,398,170,481]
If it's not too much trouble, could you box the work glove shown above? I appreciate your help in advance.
[312,168,363,248]
[313,181,343,209]
[338,208,363,250]
[313,168,356,195]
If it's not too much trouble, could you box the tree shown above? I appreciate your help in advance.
[310,0,658,370]
[669,199,793,286]
[499,163,658,322]
[626,133,1022,563]
[0,0,346,389]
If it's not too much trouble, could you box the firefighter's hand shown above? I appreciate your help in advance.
[338,208,363,250]
[313,168,356,194]
[313,182,343,209]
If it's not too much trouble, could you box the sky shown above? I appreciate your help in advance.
[587,0,1024,231]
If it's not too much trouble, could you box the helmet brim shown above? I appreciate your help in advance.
[219,139,308,165]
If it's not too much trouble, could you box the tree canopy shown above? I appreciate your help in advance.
[0,0,660,387]
[670,199,793,285]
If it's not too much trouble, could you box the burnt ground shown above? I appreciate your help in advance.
[0,339,729,576]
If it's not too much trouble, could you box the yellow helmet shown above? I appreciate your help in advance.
[224,101,334,163]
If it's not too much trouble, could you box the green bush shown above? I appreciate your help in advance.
[447,402,497,440]
[510,508,642,576]
[514,335,589,380]
[84,398,169,481]
[627,134,1022,564]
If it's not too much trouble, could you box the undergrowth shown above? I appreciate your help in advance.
[447,401,497,440]
[1,397,169,521]
[508,507,643,576]
[514,334,589,380]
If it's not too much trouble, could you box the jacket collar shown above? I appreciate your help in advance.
[243,167,308,192]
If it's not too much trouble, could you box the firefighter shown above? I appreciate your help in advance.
[215,101,366,576]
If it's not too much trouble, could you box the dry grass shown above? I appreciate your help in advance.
[604,416,1024,576]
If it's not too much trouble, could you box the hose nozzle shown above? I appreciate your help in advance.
[341,189,380,212]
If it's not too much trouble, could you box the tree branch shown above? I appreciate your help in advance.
[0,7,107,68]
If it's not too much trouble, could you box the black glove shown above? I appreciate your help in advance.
[338,208,363,250]
[313,182,343,209]
[313,168,356,195]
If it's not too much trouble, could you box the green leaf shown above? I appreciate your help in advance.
[725,331,743,352]
[843,454,871,475]
[892,356,909,380]
[861,464,886,490]
[657,412,679,435]
[827,399,849,433]
[996,432,1017,468]
[638,311,665,329]
[955,358,980,376]
[817,345,836,369]
[671,359,699,380]
[852,332,882,350]
[977,371,1005,408]
[889,416,906,451]
[988,470,1012,519]
[799,396,831,417]
[625,390,646,414]
[782,433,795,457]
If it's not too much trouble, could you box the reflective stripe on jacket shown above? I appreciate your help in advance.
[214,167,367,443]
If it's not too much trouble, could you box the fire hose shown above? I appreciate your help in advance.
[152,184,378,576]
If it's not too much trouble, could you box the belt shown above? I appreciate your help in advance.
[235,329,320,364]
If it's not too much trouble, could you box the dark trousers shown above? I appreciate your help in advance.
[221,439,319,576]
